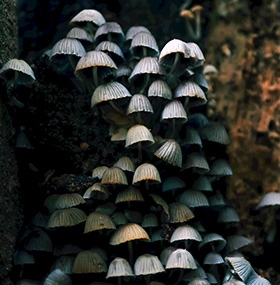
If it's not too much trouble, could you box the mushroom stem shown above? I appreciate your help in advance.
[143,47,147,58]
[128,240,133,266]
[184,19,195,40]
[145,180,149,191]
[194,12,201,40]
[137,142,143,163]
[145,275,151,285]
[140,74,150,94]
[184,97,189,109]
[184,240,188,249]
[168,53,180,76]
[92,66,99,87]
[178,268,184,283]
[118,277,122,285]
[68,55,77,72]
[137,112,142,124]
[14,71,19,88]
[108,32,112,42]
[170,118,176,139]
[109,100,124,115]
[210,264,220,285]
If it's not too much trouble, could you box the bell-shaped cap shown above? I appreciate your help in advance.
[168,202,194,223]
[72,250,107,274]
[51,38,86,58]
[125,210,143,223]
[54,193,85,210]
[13,250,35,265]
[84,211,116,233]
[130,32,159,57]
[111,212,128,226]
[95,41,125,64]
[115,64,132,79]
[111,128,128,142]
[208,191,226,207]
[208,159,233,177]
[198,233,226,252]
[188,113,209,130]
[70,9,106,27]
[199,122,230,145]
[134,254,165,276]
[162,177,186,192]
[182,152,210,174]
[226,235,253,254]
[128,57,165,82]
[256,192,280,209]
[161,100,187,123]
[24,229,52,252]
[203,252,224,265]
[106,257,134,278]
[151,230,164,243]
[166,249,197,269]
[92,166,109,180]
[31,211,49,228]
[185,42,205,67]
[218,207,240,223]
[170,225,202,243]
[101,166,128,185]
[132,163,161,184]
[175,80,207,108]
[192,176,212,192]
[51,256,74,274]
[114,156,135,173]
[183,267,207,282]
[141,213,159,228]
[125,26,151,41]
[225,257,254,282]
[125,124,154,147]
[47,208,87,228]
[149,194,170,218]
[116,186,144,203]
[67,27,93,42]
[43,269,72,285]
[95,202,117,216]
[180,126,202,147]
[94,22,125,44]
[148,79,172,100]
[160,247,176,266]
[180,190,209,208]
[83,183,110,200]
[246,275,271,285]
[0,58,36,85]
[188,278,210,285]
[154,139,182,168]
[127,94,154,115]
[53,244,82,256]
[110,223,150,245]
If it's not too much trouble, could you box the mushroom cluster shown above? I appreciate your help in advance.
[8,8,271,285]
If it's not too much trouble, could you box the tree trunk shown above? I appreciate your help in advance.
[0,1,23,284]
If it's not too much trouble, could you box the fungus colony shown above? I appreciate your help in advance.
[1,8,271,285]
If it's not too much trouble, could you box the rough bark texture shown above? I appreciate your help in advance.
[205,0,280,277]
[0,1,23,284]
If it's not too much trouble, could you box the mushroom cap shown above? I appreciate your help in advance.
[92,166,109,180]
[183,267,207,282]
[130,32,159,57]
[128,57,165,82]
[185,42,205,67]
[54,193,85,210]
[162,177,186,192]
[225,257,254,282]
[70,9,106,26]
[106,257,134,278]
[83,182,110,200]
[95,41,125,63]
[180,126,202,147]
[110,223,150,245]
[47,208,87,228]
[125,210,143,223]
[198,233,226,252]
[72,250,107,274]
[151,230,164,243]
[225,235,253,254]
[203,65,218,76]
[24,229,52,252]
[96,202,117,216]
[199,122,230,145]
[149,194,170,218]
[166,248,197,269]
[44,269,72,285]
[66,27,93,42]
[75,50,117,73]
[91,81,132,108]
[154,139,183,168]
[51,256,75,274]
[115,64,132,78]
[175,80,207,107]
[170,225,202,243]
[161,100,188,123]
[188,113,209,130]
[127,94,154,115]
[180,9,195,19]
[84,211,116,233]
[113,156,135,173]
[134,254,165,276]
[132,163,161,184]
[111,212,128,226]
[53,244,82,256]
[182,152,210,173]
[94,22,125,44]
[160,247,176,266]
[218,207,240,223]
[116,186,144,203]
[256,192,280,209]
[206,272,218,284]
[168,202,194,223]
[246,275,271,285]
[192,73,209,92]
[180,190,209,208]
[125,26,151,41]
[51,38,86,57]
[101,166,128,185]
[13,250,35,265]
[31,211,49,228]
[125,124,154,147]
[192,176,212,192]
[203,252,224,265]
[111,128,128,142]
[209,191,226,207]
[188,278,210,285]
[0,58,36,84]
[141,213,159,228]
[148,79,172,100]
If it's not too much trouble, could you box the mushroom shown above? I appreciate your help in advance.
[51,256,74,274]
[203,252,224,283]
[182,152,210,174]
[183,267,207,282]
[101,166,128,186]
[43,269,72,285]
[180,190,209,208]
[53,193,85,210]
[84,211,116,234]
[94,22,125,45]
[115,186,144,204]
[113,156,136,173]
[191,5,204,40]
[179,126,202,147]
[199,122,230,145]
[168,202,194,224]
[92,166,109,180]
[83,183,110,200]
[95,41,125,64]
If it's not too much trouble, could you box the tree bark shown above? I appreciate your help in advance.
[0,1,23,284]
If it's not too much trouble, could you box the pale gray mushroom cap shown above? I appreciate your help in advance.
[43,269,72,285]
[130,32,159,57]
[116,186,144,203]
[134,254,165,276]
[203,252,224,265]
[84,211,116,233]
[160,247,176,266]
[148,79,172,100]
[198,233,226,252]
[154,139,183,168]
[180,190,209,208]
[70,9,106,27]
[51,38,86,57]
[66,27,93,42]
[166,248,197,269]
[141,213,159,228]
[94,22,125,44]
[83,182,110,200]
[111,128,128,142]
[95,41,125,62]
[225,235,253,254]
[170,224,202,243]
[125,26,151,41]
[125,124,154,147]
[54,193,85,210]
[161,100,188,122]
[225,257,254,282]
[92,166,109,180]
[113,156,136,172]
[246,275,271,285]
[127,94,154,115]
[185,42,205,67]
[106,257,134,278]
[91,81,132,108]
[256,192,280,209]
